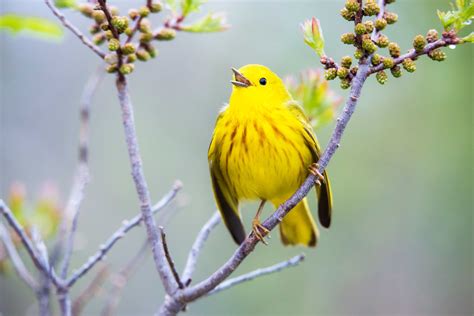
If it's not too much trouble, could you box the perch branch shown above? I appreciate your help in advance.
[66,183,181,287]
[114,75,176,295]
[181,211,220,284]
[60,67,104,279]
[44,0,106,59]
[207,254,305,296]
[0,223,38,289]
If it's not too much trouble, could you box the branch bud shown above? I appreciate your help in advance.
[426,29,439,43]
[375,18,387,31]
[371,53,382,65]
[340,8,356,21]
[402,58,416,72]
[382,57,394,69]
[324,68,337,80]
[390,65,402,78]
[337,67,349,79]
[92,10,106,24]
[154,28,176,41]
[139,32,153,43]
[150,2,163,13]
[127,53,137,63]
[428,49,447,61]
[92,33,105,45]
[376,34,389,47]
[354,48,364,59]
[384,12,398,24]
[350,66,358,76]
[341,56,352,68]
[413,35,426,52]
[341,33,356,44]
[108,38,120,51]
[364,0,380,16]
[104,53,118,64]
[104,30,114,40]
[121,43,136,55]
[129,9,139,20]
[136,49,151,61]
[89,24,100,34]
[109,6,119,16]
[78,4,94,18]
[106,64,118,73]
[388,42,400,57]
[340,79,351,90]
[362,39,377,54]
[355,23,367,35]
[364,21,374,33]
[376,70,388,84]
[119,63,135,75]
[112,16,129,34]
[345,0,360,12]
[139,6,150,17]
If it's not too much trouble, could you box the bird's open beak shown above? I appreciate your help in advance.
[231,68,251,87]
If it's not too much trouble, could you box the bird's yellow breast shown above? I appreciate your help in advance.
[213,106,312,201]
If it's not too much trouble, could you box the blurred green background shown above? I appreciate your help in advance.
[0,0,472,315]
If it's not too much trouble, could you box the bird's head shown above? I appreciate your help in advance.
[229,64,291,108]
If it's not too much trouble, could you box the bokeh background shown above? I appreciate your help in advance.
[1,0,472,315]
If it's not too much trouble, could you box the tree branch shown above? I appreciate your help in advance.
[181,212,220,284]
[66,183,181,288]
[0,223,38,289]
[44,0,106,59]
[114,75,176,295]
[207,254,305,296]
[160,227,184,289]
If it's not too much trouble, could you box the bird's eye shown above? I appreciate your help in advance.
[259,77,267,86]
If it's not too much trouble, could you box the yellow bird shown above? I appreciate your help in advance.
[208,64,333,247]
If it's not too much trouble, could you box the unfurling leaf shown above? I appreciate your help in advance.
[0,14,63,39]
[302,17,325,57]
[54,0,76,9]
[285,69,342,130]
[180,13,228,32]
[182,0,206,17]
[437,0,474,31]
[461,31,474,42]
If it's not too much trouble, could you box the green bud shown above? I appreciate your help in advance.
[375,18,387,31]
[154,28,176,41]
[413,35,426,52]
[78,4,94,18]
[355,23,367,35]
[364,21,374,33]
[337,67,349,79]
[112,16,129,33]
[150,2,163,13]
[376,71,388,85]
[127,53,137,63]
[109,6,119,16]
[136,49,151,61]
[139,19,152,33]
[341,33,356,44]
[354,48,364,59]
[376,34,389,47]
[340,79,351,90]
[340,8,356,21]
[145,45,158,58]
[92,34,105,45]
[324,68,337,80]
[108,38,120,51]
[121,43,136,55]
[125,27,133,36]
[345,0,360,12]
[106,64,118,73]
[139,6,150,17]
[92,10,106,24]
[89,24,100,34]
[139,32,153,43]
[100,22,110,31]
[371,54,382,65]
[364,0,380,16]
[362,39,377,54]
[384,12,398,24]
[402,58,416,72]
[426,29,439,43]
[428,49,447,61]
[341,56,352,68]
[119,63,135,75]
[388,42,400,57]
[382,57,394,68]
[104,30,114,40]
[128,9,139,20]
[390,65,402,78]
[104,53,118,64]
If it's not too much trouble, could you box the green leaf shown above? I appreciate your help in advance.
[0,14,63,39]
[285,69,342,130]
[437,0,474,31]
[54,0,76,9]
[461,31,474,42]
[180,13,228,32]
[181,0,206,17]
[302,17,325,57]
[165,0,179,14]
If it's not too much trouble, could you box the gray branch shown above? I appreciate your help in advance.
[207,254,305,296]
[44,0,106,59]
[66,183,181,287]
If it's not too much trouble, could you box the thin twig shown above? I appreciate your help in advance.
[72,264,109,316]
[0,223,38,289]
[44,0,106,59]
[114,75,176,295]
[31,228,53,316]
[60,67,104,279]
[207,254,305,296]
[181,212,220,284]
[66,183,181,288]
[101,239,149,316]
[160,227,184,289]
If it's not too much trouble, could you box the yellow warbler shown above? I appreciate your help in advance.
[208,64,333,247]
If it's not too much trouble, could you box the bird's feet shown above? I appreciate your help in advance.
[309,163,325,186]
[252,218,269,245]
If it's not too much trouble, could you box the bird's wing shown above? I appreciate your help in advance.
[208,111,246,244]
[287,100,333,228]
